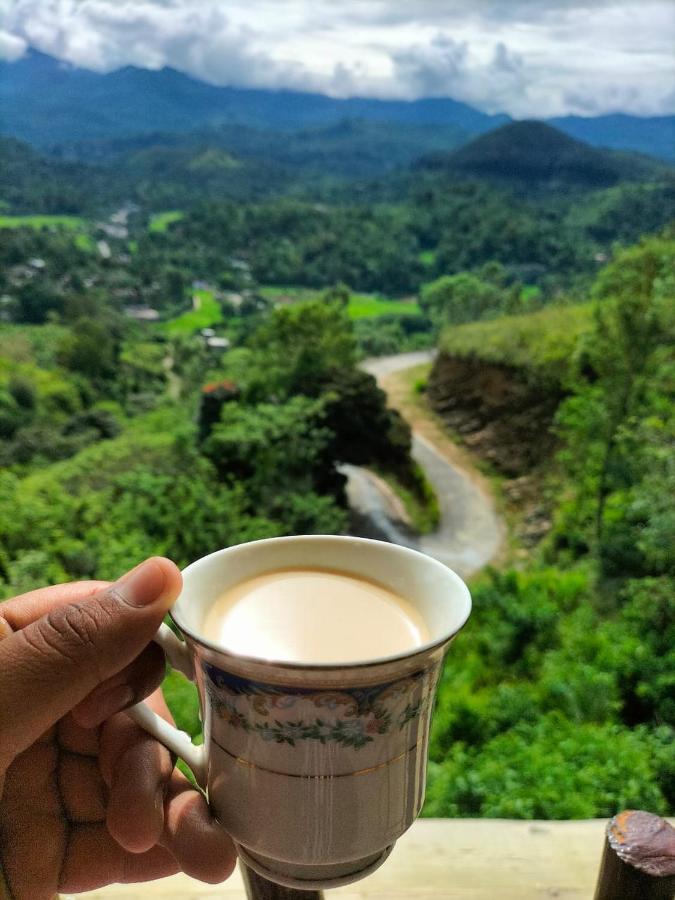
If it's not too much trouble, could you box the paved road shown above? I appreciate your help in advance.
[363,350,436,377]
[342,463,417,549]
[346,352,502,578]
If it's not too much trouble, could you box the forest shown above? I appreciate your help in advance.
[0,110,673,820]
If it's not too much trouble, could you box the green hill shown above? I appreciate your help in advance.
[57,119,471,181]
[120,143,288,204]
[416,121,670,190]
[438,303,594,384]
[0,136,118,214]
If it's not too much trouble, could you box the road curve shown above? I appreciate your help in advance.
[346,352,503,578]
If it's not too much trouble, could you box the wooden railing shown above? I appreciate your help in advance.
[71,812,675,900]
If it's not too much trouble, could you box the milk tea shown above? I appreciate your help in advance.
[202,567,429,664]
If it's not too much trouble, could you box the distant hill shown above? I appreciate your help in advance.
[0,49,506,146]
[552,114,675,164]
[0,136,120,214]
[415,121,671,190]
[118,142,289,205]
[53,118,471,181]
[0,133,294,213]
[2,50,673,164]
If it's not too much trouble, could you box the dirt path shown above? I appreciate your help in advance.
[348,353,503,578]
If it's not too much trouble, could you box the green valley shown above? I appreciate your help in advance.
[0,100,673,827]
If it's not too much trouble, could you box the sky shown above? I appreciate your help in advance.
[1,0,674,117]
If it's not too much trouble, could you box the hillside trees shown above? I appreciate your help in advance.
[196,295,427,540]
[203,396,347,535]
[553,236,675,574]
[0,417,283,591]
[424,565,674,819]
[419,271,516,326]
[425,237,674,819]
[228,298,412,468]
[57,318,118,383]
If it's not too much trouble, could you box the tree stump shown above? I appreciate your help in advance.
[594,810,675,900]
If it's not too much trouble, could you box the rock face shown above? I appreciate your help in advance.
[427,354,563,478]
[427,353,564,548]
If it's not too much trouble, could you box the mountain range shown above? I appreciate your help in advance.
[1,49,674,162]
[3,114,672,220]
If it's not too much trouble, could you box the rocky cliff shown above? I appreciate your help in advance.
[427,352,564,546]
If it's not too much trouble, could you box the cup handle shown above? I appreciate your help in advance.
[126,622,208,788]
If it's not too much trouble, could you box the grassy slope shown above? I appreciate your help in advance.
[0,214,86,229]
[348,294,421,319]
[259,285,421,319]
[149,210,184,233]
[164,288,223,335]
[0,323,69,368]
[439,303,593,384]
[374,465,440,534]
[418,250,437,266]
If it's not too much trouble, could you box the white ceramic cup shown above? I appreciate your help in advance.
[128,535,471,890]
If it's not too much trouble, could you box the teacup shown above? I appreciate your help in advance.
[128,535,471,890]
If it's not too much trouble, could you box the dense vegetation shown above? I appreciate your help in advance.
[0,137,119,215]
[0,97,673,822]
[424,237,674,818]
[0,295,422,588]
[121,171,673,302]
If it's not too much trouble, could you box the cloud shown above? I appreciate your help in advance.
[0,0,673,116]
[390,34,469,97]
[386,34,533,114]
[0,28,26,61]
[303,0,639,30]
[1,0,308,88]
[492,42,523,76]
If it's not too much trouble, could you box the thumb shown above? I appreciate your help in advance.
[0,557,181,768]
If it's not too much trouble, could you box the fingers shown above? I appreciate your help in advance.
[59,754,107,824]
[0,581,109,632]
[0,557,181,768]
[100,690,175,854]
[101,694,236,885]
[161,770,237,884]
[0,744,66,900]
[0,799,66,900]
[71,641,166,729]
[59,823,179,893]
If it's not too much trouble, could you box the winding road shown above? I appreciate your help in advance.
[346,352,503,578]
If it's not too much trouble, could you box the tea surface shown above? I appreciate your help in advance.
[202,567,429,663]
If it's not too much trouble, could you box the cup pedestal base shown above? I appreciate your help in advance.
[236,842,395,890]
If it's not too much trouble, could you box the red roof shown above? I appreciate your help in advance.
[201,380,238,394]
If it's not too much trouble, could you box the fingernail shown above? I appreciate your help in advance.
[116,558,169,608]
[75,684,135,728]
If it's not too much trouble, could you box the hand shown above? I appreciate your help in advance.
[0,558,236,899]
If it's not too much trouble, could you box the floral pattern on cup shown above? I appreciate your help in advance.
[203,663,432,749]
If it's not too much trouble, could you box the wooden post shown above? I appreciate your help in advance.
[240,862,324,900]
[594,810,675,900]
